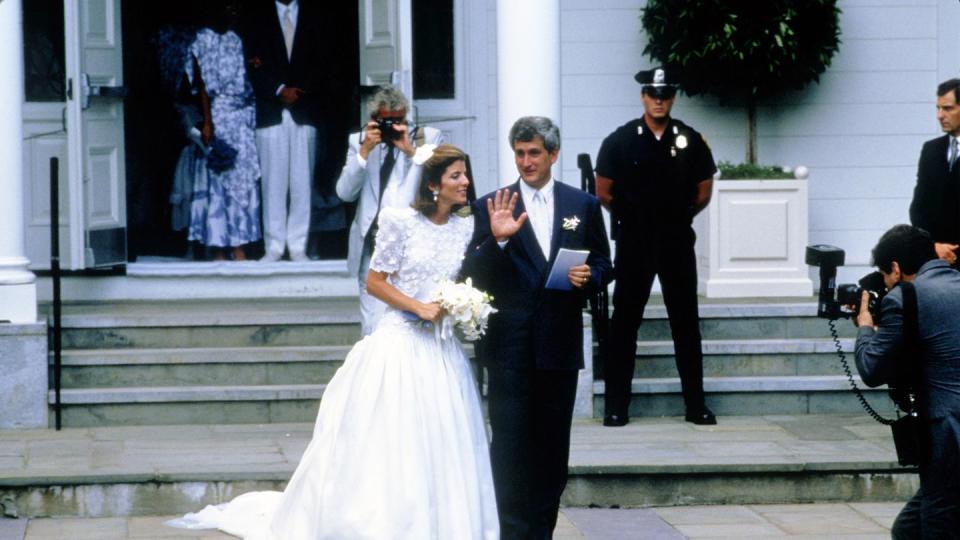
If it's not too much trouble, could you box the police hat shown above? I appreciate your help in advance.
[635,67,678,98]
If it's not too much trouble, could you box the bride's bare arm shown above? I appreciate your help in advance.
[366,270,443,323]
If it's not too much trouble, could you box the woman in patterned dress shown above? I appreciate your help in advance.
[186,2,261,260]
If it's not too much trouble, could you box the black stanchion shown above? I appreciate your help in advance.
[49,156,63,430]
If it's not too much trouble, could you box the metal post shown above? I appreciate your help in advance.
[49,157,62,430]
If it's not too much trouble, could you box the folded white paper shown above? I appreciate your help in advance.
[545,248,590,290]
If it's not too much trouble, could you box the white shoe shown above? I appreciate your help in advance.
[289,253,311,263]
[260,252,282,262]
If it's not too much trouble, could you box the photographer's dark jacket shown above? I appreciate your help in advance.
[595,117,716,242]
[910,135,960,244]
[855,258,960,440]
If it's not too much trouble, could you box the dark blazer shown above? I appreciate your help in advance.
[240,1,337,128]
[462,181,612,371]
[910,135,960,244]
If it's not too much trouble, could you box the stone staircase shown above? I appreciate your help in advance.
[47,297,896,428]
[9,296,913,519]
[592,301,895,419]
[50,299,359,427]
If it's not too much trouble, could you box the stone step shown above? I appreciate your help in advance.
[592,375,898,418]
[53,298,848,348]
[629,338,855,378]
[0,416,916,518]
[49,385,327,427]
[60,323,361,349]
[55,346,348,387]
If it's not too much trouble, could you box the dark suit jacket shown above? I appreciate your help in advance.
[855,260,960,470]
[910,135,960,244]
[240,0,340,128]
[462,181,612,371]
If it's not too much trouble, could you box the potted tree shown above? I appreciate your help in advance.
[641,0,841,297]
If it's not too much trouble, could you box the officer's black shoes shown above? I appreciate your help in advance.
[684,406,717,425]
[603,413,629,427]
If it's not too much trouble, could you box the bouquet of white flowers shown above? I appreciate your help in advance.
[433,278,497,341]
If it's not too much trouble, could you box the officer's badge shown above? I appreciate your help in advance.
[676,135,688,149]
[562,216,581,231]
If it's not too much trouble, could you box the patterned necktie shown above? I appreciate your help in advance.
[950,137,958,172]
[282,7,295,59]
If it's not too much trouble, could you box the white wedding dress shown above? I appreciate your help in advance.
[167,207,499,539]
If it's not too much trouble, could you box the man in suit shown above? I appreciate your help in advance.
[910,78,960,268]
[462,116,612,539]
[336,86,443,335]
[242,0,333,261]
[853,224,960,538]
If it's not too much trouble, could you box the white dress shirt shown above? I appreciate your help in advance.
[275,0,299,35]
[519,179,555,258]
[274,0,299,94]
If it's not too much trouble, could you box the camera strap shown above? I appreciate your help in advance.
[892,282,923,412]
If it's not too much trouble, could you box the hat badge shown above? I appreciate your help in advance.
[653,69,665,85]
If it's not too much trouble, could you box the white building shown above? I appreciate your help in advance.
[2,0,957,426]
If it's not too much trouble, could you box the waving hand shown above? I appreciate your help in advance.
[487,189,528,242]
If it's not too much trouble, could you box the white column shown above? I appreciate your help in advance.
[0,0,38,323]
[496,0,561,185]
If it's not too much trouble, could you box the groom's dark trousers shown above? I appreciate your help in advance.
[463,181,611,539]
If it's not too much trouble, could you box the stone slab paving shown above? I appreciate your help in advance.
[0,414,902,486]
[5,504,902,539]
[652,502,902,539]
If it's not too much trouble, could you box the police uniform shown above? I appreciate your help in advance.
[596,68,717,424]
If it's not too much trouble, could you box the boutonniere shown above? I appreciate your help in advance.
[562,216,581,231]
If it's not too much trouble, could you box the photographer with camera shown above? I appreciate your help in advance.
[853,224,960,539]
[336,85,443,334]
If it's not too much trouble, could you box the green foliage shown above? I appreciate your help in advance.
[641,0,841,103]
[717,161,794,180]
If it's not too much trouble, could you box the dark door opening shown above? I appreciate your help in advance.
[121,0,359,263]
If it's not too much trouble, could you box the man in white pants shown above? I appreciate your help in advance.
[244,0,328,262]
[336,86,443,334]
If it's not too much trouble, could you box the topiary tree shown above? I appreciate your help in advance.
[641,0,841,165]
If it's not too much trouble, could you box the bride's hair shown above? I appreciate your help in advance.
[413,144,468,217]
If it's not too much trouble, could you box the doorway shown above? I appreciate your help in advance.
[120,0,359,263]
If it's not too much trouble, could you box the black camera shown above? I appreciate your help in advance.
[805,245,887,320]
[377,118,403,143]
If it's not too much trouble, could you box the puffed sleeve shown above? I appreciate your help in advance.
[369,207,408,274]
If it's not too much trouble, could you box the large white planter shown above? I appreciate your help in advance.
[693,169,813,298]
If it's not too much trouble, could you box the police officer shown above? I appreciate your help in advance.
[595,66,717,426]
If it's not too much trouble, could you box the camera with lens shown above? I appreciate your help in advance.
[377,117,403,143]
[805,245,887,321]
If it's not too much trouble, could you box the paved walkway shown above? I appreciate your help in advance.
[0,414,909,538]
[2,502,901,539]
[0,414,900,486]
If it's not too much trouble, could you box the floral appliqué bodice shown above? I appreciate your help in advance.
[369,207,474,322]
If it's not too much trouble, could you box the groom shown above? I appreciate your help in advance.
[463,116,612,539]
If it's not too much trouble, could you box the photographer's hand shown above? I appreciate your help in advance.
[855,290,876,329]
[359,121,382,160]
[393,123,416,158]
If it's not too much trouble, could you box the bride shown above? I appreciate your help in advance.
[168,144,499,539]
